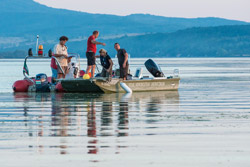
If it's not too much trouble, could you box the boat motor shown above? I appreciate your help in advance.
[144,59,165,77]
[28,48,33,57]
[35,73,50,92]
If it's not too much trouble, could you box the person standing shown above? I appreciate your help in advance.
[97,49,113,81]
[53,36,69,79]
[114,43,129,80]
[86,31,106,78]
[50,56,58,84]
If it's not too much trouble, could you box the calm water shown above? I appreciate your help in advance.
[0,58,250,167]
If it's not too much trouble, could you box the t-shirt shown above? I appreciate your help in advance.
[117,49,128,66]
[100,54,111,69]
[87,35,97,53]
[53,44,68,66]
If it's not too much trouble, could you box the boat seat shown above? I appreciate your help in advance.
[134,67,143,79]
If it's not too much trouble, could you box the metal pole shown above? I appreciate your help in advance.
[36,35,39,54]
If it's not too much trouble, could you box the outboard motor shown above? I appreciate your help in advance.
[35,73,50,92]
[144,59,165,77]
[28,48,33,57]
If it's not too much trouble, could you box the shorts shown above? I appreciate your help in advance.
[120,65,129,79]
[51,67,58,79]
[86,52,96,66]
[57,66,68,74]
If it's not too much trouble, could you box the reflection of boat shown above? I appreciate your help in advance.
[13,91,179,104]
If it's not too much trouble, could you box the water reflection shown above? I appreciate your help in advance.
[100,102,113,137]
[51,94,70,154]
[118,101,129,137]
[87,101,98,154]
[12,91,179,155]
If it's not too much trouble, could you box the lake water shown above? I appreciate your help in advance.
[0,58,250,167]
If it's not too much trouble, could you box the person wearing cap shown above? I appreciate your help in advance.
[53,36,69,79]
[96,49,113,81]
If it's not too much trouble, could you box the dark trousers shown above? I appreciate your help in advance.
[100,67,112,81]
[119,64,129,79]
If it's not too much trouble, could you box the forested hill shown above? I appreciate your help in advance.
[0,0,247,38]
[1,25,250,58]
[0,0,249,58]
[68,25,250,57]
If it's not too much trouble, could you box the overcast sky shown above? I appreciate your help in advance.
[35,0,250,22]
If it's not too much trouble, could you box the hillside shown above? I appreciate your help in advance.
[0,0,248,38]
[99,25,250,57]
[0,0,249,58]
[1,25,250,58]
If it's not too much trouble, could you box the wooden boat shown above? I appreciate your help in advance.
[61,77,180,93]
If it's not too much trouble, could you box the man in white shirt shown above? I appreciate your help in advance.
[53,36,69,79]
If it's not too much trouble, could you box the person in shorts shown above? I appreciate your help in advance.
[53,36,69,79]
[86,31,106,78]
[50,56,58,84]
[114,43,129,80]
[96,49,113,81]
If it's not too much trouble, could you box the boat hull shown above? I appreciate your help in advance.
[61,78,180,93]
[61,78,103,93]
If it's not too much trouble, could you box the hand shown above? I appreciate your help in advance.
[102,43,106,46]
[123,63,126,68]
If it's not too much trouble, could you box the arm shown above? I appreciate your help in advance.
[107,59,113,72]
[95,55,100,58]
[91,40,106,46]
[123,53,128,68]
[54,54,68,58]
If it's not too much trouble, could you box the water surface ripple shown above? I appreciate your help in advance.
[0,58,250,167]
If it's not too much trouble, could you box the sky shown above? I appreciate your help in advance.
[34,0,250,22]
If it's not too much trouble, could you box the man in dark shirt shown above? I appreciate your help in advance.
[86,31,106,78]
[114,43,129,80]
[96,49,113,81]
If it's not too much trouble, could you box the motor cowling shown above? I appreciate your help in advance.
[144,59,165,77]
[35,73,50,92]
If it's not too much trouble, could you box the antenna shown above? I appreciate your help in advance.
[36,35,39,54]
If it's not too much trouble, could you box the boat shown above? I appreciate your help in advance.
[12,48,82,93]
[61,59,180,93]
[12,37,180,93]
